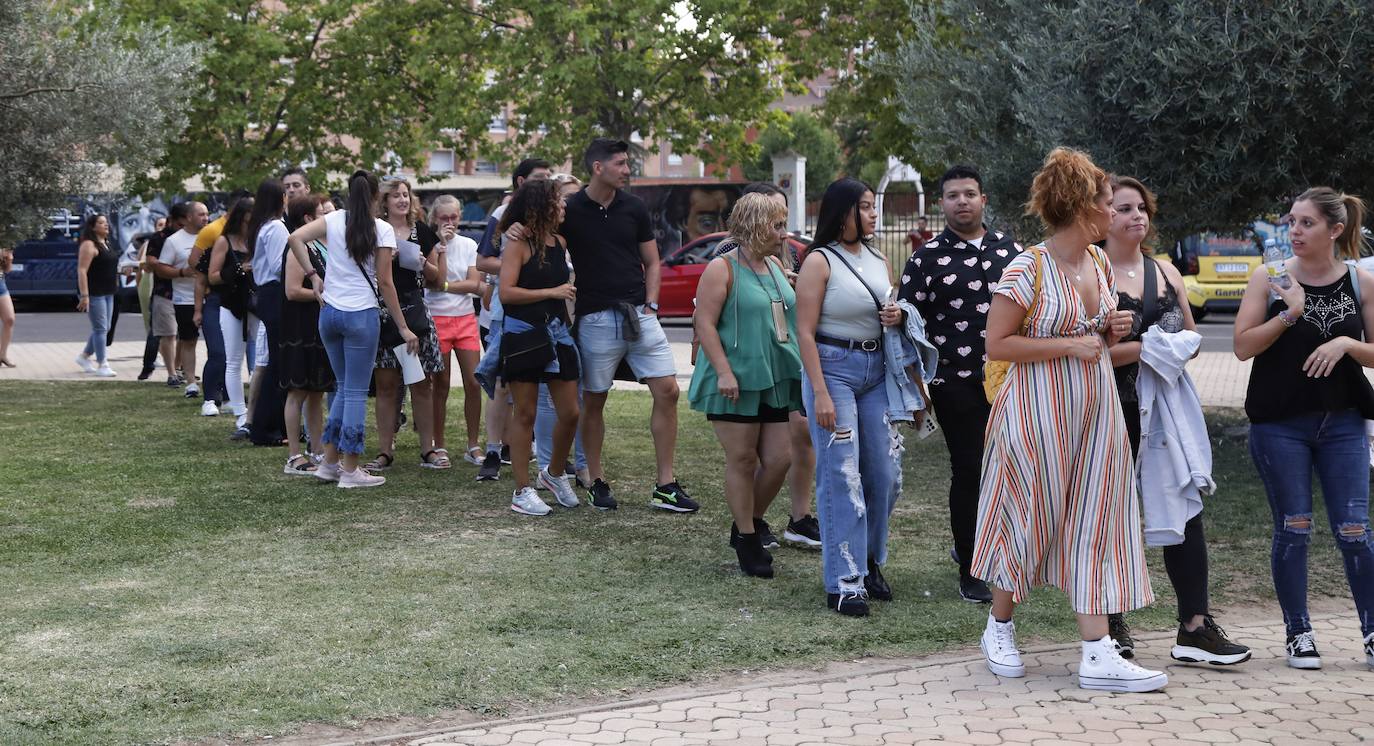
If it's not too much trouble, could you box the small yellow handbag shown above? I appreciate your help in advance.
[982,248,1044,403]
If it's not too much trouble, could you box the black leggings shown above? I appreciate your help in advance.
[1124,401,1210,622]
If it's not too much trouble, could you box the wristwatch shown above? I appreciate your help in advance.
[646,302,660,313]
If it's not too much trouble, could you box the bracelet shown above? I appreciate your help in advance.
[443,281,449,292]
[1278,309,1298,327]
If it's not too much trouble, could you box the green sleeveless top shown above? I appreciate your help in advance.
[688,252,803,416]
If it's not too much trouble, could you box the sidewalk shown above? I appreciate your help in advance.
[333,605,1373,746]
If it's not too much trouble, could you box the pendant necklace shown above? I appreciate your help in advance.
[1047,239,1082,281]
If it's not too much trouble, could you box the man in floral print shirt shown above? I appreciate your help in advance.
[898,165,1022,604]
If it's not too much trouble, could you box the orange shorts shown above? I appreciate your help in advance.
[433,313,481,356]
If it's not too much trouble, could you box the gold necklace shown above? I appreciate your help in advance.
[1046,239,1086,282]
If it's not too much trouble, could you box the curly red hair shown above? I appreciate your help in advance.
[1025,147,1108,231]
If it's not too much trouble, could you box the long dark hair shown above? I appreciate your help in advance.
[223,197,255,244]
[79,214,108,248]
[345,170,380,265]
[285,196,319,232]
[498,177,562,265]
[246,178,286,257]
[808,178,874,252]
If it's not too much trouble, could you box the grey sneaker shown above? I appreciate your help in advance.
[338,466,385,489]
[539,468,580,508]
[315,460,342,483]
[511,486,552,516]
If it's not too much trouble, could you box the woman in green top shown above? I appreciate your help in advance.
[690,193,804,578]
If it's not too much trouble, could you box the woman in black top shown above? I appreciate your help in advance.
[208,197,257,435]
[75,214,120,376]
[1235,186,1374,671]
[497,178,581,516]
[1105,176,1250,666]
[279,196,336,474]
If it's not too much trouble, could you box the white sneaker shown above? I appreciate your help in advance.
[1079,635,1168,692]
[539,467,580,508]
[200,400,220,416]
[511,486,552,516]
[980,614,1025,678]
[75,355,96,373]
[94,365,117,377]
[184,382,200,398]
[1364,632,1374,670]
[338,467,385,489]
[315,460,342,483]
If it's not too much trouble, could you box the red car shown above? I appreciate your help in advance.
[658,231,812,318]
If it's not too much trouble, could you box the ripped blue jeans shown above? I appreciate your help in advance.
[1250,409,1374,637]
[318,303,379,455]
[804,343,899,596]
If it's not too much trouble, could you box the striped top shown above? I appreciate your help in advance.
[969,244,1153,614]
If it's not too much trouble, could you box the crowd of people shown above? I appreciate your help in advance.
[58,137,1374,694]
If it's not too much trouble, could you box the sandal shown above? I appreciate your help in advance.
[0,358,14,368]
[283,454,318,476]
[364,452,395,471]
[421,449,452,470]
[463,446,485,466]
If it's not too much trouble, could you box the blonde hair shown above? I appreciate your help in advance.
[552,173,581,189]
[727,192,789,260]
[377,176,419,226]
[428,194,461,224]
[1025,147,1108,231]
[1295,187,1367,260]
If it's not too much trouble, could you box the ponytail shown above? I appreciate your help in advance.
[345,170,379,265]
[1338,194,1367,261]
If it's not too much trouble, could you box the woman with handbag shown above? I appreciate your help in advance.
[972,147,1163,692]
[287,169,414,489]
[495,177,581,516]
[208,197,257,434]
[690,193,803,577]
[795,178,905,616]
[279,195,336,475]
[74,214,120,377]
[364,176,448,472]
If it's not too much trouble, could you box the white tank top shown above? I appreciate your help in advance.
[816,243,890,341]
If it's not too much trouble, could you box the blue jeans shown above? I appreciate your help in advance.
[1250,409,1374,637]
[319,304,379,455]
[803,344,899,595]
[82,294,114,364]
[536,382,586,471]
[201,294,227,403]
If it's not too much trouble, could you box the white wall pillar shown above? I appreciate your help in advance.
[771,152,807,233]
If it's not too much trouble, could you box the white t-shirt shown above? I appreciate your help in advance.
[159,229,198,305]
[252,219,289,285]
[321,209,397,312]
[425,235,479,317]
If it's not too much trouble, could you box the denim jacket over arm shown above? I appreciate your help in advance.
[882,299,940,422]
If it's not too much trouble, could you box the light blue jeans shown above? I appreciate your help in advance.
[803,343,899,595]
[536,382,586,471]
[82,294,114,364]
[319,304,379,455]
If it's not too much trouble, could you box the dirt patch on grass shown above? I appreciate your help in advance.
[127,496,177,508]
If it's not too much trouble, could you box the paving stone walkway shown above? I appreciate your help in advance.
[376,607,1374,746]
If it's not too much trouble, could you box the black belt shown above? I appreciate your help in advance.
[816,333,881,352]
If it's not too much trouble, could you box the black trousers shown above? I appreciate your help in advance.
[142,329,159,372]
[249,281,286,445]
[1124,400,1209,622]
[929,379,990,578]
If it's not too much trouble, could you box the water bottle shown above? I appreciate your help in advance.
[1264,238,1290,300]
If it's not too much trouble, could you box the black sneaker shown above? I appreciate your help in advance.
[1108,614,1135,659]
[754,517,779,549]
[587,479,617,511]
[865,558,893,601]
[476,451,501,481]
[826,589,869,617]
[499,444,512,465]
[1171,616,1252,666]
[783,514,821,548]
[137,367,153,381]
[1285,630,1322,670]
[958,573,992,603]
[229,426,251,441]
[166,375,183,387]
[650,481,699,513]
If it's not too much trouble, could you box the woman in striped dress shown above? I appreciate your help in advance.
[971,147,1165,693]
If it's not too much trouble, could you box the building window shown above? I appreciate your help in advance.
[428,150,455,175]
[474,160,501,174]
[489,112,508,132]
[666,153,684,166]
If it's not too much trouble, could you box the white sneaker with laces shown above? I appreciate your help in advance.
[1079,635,1168,692]
[539,467,580,508]
[980,614,1025,678]
[510,486,552,516]
[75,355,97,373]
[315,460,342,483]
[94,365,117,377]
[338,467,385,489]
[1364,632,1374,669]
[200,400,220,416]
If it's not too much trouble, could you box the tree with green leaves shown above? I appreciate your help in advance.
[880,0,1374,239]
[742,111,842,200]
[0,0,201,246]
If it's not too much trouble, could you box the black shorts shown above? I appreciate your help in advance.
[503,342,580,384]
[707,402,792,424]
[173,304,200,341]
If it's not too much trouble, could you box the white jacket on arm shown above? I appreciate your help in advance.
[1137,327,1215,547]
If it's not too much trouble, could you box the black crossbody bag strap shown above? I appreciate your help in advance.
[1141,255,1159,329]
[820,245,885,313]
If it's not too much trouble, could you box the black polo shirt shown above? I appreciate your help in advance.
[560,188,654,316]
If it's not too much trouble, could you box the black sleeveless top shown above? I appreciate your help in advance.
[86,240,120,296]
[506,238,571,326]
[1114,260,1185,404]
[208,240,254,319]
[1245,271,1374,423]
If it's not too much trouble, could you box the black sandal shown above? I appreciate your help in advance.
[364,452,394,471]
[283,454,317,476]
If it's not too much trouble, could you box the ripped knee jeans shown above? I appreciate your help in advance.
[804,344,899,596]
[1250,409,1374,637]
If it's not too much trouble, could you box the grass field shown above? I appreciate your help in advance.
[0,381,1351,744]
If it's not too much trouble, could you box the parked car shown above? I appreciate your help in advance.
[658,230,811,318]
[1163,220,1293,321]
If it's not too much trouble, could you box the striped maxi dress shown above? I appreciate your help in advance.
[970,244,1154,615]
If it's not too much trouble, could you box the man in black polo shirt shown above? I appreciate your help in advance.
[558,138,698,513]
[897,165,1022,604]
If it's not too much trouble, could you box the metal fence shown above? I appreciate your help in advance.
[803,191,944,281]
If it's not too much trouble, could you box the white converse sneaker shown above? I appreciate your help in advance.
[94,364,117,377]
[315,460,342,483]
[510,486,552,516]
[1079,635,1168,692]
[338,466,385,489]
[200,400,220,416]
[980,614,1025,678]
[75,355,97,373]
[539,467,580,508]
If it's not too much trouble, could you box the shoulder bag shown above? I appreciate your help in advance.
[982,248,1043,403]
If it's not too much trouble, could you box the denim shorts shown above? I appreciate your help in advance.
[0,272,8,297]
[577,308,676,393]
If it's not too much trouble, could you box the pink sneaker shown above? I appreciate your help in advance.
[315,460,342,483]
[338,467,385,489]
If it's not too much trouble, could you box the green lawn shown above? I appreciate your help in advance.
[0,381,1348,744]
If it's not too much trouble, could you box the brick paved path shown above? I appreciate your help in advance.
[385,607,1373,746]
